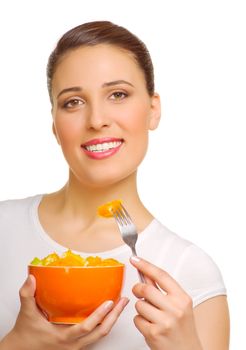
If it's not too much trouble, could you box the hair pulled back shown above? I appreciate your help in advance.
[47,21,155,102]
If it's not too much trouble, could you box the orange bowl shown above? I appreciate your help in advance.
[28,264,125,324]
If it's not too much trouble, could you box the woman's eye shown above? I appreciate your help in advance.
[110,91,128,101]
[63,98,83,109]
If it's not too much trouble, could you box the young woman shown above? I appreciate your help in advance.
[0,21,229,349]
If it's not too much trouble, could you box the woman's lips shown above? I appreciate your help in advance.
[81,138,124,160]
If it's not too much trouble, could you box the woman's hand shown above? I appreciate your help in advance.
[130,257,203,350]
[2,275,129,350]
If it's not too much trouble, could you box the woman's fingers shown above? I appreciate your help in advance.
[19,275,36,298]
[66,300,115,339]
[78,297,130,346]
[96,297,129,333]
[132,282,166,309]
[143,274,156,287]
[19,275,46,318]
[130,256,183,296]
[66,297,129,341]
[133,314,150,335]
[134,299,164,323]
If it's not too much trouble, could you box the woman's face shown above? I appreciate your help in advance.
[51,44,160,188]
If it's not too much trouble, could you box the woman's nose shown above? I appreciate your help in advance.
[85,102,111,130]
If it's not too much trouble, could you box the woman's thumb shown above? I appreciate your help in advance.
[19,275,36,299]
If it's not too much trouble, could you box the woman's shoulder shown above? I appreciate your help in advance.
[144,219,227,306]
[0,194,43,218]
[141,219,194,256]
[146,219,220,264]
[174,241,227,306]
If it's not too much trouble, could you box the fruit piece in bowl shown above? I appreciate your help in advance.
[29,250,124,324]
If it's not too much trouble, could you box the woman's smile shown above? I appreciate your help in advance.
[81,137,124,160]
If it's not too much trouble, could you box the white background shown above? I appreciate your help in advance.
[0,0,245,348]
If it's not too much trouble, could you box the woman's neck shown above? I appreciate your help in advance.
[65,173,138,210]
[39,171,154,252]
[47,171,153,231]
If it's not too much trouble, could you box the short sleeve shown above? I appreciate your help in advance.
[173,244,227,307]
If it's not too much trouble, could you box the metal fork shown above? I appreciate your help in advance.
[113,204,146,283]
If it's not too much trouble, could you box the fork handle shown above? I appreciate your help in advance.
[137,269,146,283]
[132,249,146,283]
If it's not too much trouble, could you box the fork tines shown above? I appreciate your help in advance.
[112,203,131,226]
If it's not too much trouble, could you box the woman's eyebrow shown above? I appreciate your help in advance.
[57,86,82,99]
[102,80,134,88]
[56,80,133,99]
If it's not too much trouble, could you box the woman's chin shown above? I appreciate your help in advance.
[72,169,137,190]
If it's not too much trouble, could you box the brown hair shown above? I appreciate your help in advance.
[47,21,155,103]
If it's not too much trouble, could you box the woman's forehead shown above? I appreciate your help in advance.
[52,44,146,93]
[56,44,139,72]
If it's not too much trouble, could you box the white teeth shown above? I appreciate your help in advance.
[85,141,122,152]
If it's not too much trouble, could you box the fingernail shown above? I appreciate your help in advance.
[103,300,114,310]
[130,256,141,263]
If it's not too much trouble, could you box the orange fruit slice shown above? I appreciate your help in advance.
[97,199,122,218]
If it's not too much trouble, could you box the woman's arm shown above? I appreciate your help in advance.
[194,296,230,350]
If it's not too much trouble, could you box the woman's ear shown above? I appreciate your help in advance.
[52,122,60,145]
[149,93,161,130]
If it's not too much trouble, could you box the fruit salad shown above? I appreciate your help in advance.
[30,249,122,267]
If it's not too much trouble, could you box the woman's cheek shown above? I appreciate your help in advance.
[54,117,82,144]
[121,107,150,132]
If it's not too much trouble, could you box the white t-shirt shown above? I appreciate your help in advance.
[0,195,227,349]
